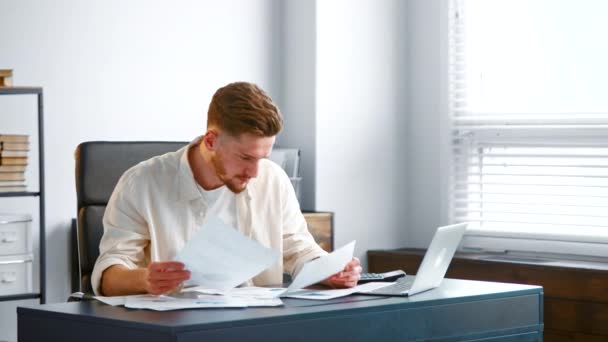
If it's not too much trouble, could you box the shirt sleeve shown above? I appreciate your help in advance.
[90,172,150,296]
[280,173,328,277]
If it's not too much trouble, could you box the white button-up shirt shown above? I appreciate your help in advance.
[91,142,327,295]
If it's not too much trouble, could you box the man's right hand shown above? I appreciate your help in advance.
[144,261,191,295]
[101,262,191,296]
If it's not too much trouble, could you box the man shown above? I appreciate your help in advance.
[92,82,361,296]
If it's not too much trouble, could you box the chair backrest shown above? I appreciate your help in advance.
[74,141,187,294]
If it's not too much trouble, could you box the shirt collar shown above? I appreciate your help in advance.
[177,136,253,202]
[177,141,203,202]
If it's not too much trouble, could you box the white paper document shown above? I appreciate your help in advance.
[281,240,356,295]
[124,293,248,311]
[185,286,286,299]
[93,295,128,306]
[282,282,393,300]
[94,288,284,311]
[216,287,285,307]
[175,216,279,290]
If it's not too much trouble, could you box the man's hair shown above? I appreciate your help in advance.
[207,82,283,137]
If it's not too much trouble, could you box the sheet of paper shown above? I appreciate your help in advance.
[283,240,356,295]
[227,286,286,300]
[184,286,286,301]
[94,289,283,310]
[282,282,391,300]
[93,295,128,306]
[175,216,279,291]
[177,288,285,307]
[181,286,225,295]
[124,294,248,311]
[233,296,284,307]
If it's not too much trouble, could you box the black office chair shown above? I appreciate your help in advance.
[73,141,187,295]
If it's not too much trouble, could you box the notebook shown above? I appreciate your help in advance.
[359,222,468,297]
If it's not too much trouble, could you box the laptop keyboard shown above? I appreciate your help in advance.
[368,277,415,295]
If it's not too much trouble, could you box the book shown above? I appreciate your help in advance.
[0,76,13,87]
[0,164,26,172]
[0,150,28,157]
[0,185,27,192]
[0,69,13,87]
[1,142,29,151]
[0,156,28,165]
[0,180,25,186]
[0,172,25,181]
[0,134,29,143]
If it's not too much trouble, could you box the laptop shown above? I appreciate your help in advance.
[360,222,468,297]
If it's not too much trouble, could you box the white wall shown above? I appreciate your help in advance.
[275,0,317,211]
[316,0,409,267]
[406,0,449,247]
[0,1,279,340]
[279,0,411,265]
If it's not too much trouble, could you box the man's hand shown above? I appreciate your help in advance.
[144,261,191,295]
[322,257,362,288]
[101,261,191,296]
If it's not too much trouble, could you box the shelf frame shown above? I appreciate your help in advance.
[0,293,41,302]
[0,192,41,197]
[0,86,46,304]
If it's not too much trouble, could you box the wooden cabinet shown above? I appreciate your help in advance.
[368,248,608,341]
[303,211,333,252]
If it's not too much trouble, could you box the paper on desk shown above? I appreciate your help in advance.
[175,216,279,291]
[182,286,286,307]
[94,295,128,306]
[124,293,248,311]
[94,289,283,310]
[282,240,356,295]
[185,285,286,299]
[228,286,287,299]
[282,282,392,300]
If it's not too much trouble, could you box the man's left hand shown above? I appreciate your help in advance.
[322,257,362,288]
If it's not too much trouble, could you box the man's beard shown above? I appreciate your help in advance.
[211,153,248,194]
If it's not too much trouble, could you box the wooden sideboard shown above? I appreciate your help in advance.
[303,211,333,252]
[368,248,608,342]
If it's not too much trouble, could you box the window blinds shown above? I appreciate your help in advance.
[448,0,608,241]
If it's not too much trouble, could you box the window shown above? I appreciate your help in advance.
[448,0,608,257]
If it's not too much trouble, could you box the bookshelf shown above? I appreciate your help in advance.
[0,87,45,304]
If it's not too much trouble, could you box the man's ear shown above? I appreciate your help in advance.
[203,130,218,151]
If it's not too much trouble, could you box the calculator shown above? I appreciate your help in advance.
[358,270,406,284]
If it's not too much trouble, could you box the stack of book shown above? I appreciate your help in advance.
[0,69,13,87]
[0,134,29,192]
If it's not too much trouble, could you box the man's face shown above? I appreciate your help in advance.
[211,132,275,194]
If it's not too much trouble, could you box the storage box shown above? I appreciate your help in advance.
[0,254,33,295]
[0,214,32,256]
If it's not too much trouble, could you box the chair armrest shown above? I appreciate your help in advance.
[67,291,95,302]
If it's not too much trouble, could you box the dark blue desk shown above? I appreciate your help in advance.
[18,278,543,341]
